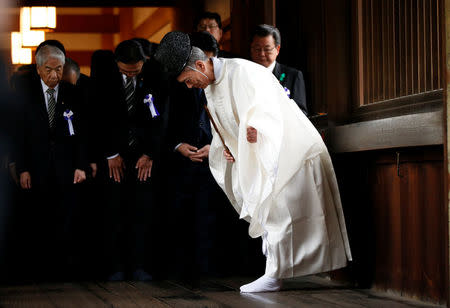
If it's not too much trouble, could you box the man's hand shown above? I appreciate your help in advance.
[190,145,210,162]
[108,155,125,183]
[223,149,235,163]
[90,163,98,178]
[135,154,153,181]
[20,171,31,189]
[73,169,86,184]
[177,143,202,162]
[247,126,257,143]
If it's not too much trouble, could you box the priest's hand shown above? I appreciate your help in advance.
[177,143,202,162]
[108,155,125,183]
[223,149,235,163]
[191,145,210,161]
[20,171,32,189]
[136,154,153,181]
[73,169,86,184]
[247,126,257,143]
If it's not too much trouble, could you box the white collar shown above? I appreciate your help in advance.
[211,57,223,84]
[41,79,59,95]
[267,60,276,72]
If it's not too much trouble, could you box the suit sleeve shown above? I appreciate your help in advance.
[68,84,89,171]
[165,82,195,151]
[13,77,31,175]
[291,70,308,116]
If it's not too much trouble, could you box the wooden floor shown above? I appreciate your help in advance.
[0,275,444,308]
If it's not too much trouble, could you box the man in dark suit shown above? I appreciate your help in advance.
[14,44,88,280]
[250,24,308,115]
[195,11,237,58]
[165,32,224,280]
[96,39,167,281]
[63,57,97,178]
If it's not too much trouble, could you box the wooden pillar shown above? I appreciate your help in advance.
[444,0,450,305]
[230,0,275,58]
[119,8,134,42]
[101,8,114,50]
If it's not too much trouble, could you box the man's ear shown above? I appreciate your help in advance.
[196,60,206,71]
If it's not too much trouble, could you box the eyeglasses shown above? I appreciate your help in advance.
[197,24,219,31]
[251,46,277,54]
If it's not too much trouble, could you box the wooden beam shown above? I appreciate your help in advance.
[134,8,174,39]
[15,0,176,7]
[328,110,444,153]
[56,15,119,33]
[7,14,119,33]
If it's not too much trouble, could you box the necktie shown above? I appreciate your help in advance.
[125,76,136,116]
[46,88,56,128]
[125,77,137,147]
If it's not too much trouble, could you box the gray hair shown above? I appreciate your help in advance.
[36,45,65,67]
[185,46,208,68]
[64,57,80,79]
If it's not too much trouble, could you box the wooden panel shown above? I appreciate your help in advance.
[328,110,443,153]
[372,164,402,291]
[401,162,423,297]
[335,146,446,303]
[421,162,446,300]
[356,0,442,106]
[56,14,119,33]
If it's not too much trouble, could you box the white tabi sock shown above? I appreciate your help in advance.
[240,275,282,293]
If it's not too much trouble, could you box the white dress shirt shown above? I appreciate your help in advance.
[40,79,59,112]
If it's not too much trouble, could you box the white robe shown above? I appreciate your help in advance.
[205,57,352,279]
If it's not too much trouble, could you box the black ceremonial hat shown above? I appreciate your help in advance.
[154,31,191,76]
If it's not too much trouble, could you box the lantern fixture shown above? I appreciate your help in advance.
[30,6,56,31]
[21,6,56,32]
[11,32,32,65]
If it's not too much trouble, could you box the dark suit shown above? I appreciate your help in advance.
[166,82,228,278]
[273,62,308,115]
[94,59,168,277]
[218,49,238,58]
[14,71,88,279]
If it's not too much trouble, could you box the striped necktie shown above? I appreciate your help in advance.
[125,76,136,116]
[125,76,137,147]
[46,88,56,128]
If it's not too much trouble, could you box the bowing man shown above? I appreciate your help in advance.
[96,39,167,281]
[14,44,88,279]
[155,31,352,293]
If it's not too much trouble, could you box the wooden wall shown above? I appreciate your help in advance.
[273,0,447,304]
[334,146,446,303]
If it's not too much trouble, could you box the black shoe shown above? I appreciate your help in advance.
[132,268,152,281]
[108,271,125,281]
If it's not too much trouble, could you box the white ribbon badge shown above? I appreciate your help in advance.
[284,87,291,98]
[143,94,160,118]
[63,109,75,136]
